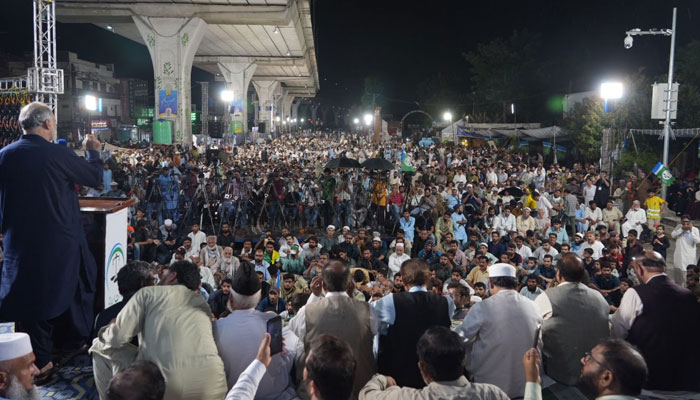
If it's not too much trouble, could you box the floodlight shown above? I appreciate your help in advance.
[363,114,373,126]
[600,82,623,100]
[84,95,97,111]
[220,90,234,102]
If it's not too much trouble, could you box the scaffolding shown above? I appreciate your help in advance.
[28,0,64,141]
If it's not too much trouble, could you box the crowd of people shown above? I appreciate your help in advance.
[1,102,700,400]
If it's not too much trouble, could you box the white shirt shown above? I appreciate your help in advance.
[625,208,647,226]
[611,274,667,339]
[576,240,605,260]
[214,309,299,400]
[516,244,533,262]
[188,231,207,252]
[585,207,603,225]
[388,253,411,278]
[199,266,216,288]
[225,359,266,400]
[497,214,517,233]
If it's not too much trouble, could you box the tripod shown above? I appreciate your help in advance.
[252,178,288,234]
[180,181,216,235]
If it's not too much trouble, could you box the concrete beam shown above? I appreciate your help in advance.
[57,2,290,25]
[194,56,307,67]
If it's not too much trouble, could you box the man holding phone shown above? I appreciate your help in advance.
[213,262,299,400]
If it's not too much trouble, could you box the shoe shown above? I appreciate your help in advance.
[34,362,57,386]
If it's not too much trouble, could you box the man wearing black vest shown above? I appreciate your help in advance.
[372,259,452,388]
[612,250,700,394]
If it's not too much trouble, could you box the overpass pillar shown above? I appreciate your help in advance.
[311,104,319,126]
[134,16,207,146]
[282,94,296,122]
[252,80,280,135]
[291,99,301,121]
[218,61,256,137]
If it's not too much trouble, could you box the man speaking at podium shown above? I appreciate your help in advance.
[0,102,103,380]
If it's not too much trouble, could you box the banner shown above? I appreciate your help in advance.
[651,162,675,186]
[518,141,529,149]
[104,208,129,308]
[158,89,178,118]
[542,141,552,156]
[556,144,566,161]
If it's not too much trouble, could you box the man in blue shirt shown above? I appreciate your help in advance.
[399,210,416,243]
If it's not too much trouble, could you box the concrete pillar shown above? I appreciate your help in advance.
[218,61,256,135]
[252,80,280,134]
[291,99,301,121]
[282,94,296,121]
[134,16,207,145]
[311,104,319,125]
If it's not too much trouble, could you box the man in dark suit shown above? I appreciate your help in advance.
[612,250,700,393]
[0,102,103,378]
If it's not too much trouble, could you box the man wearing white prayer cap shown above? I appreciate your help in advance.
[0,332,40,400]
[455,263,543,398]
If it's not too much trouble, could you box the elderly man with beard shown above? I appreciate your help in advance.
[0,333,40,400]
[214,247,240,287]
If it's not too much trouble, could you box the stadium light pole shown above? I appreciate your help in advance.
[624,7,677,199]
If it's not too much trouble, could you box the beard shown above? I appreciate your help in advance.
[578,369,600,398]
[5,375,39,400]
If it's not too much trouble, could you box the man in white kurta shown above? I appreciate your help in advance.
[90,261,228,400]
[670,217,700,284]
[455,263,542,398]
[621,200,647,238]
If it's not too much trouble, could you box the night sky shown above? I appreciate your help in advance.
[1,0,699,118]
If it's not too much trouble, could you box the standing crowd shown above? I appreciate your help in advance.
[1,102,700,400]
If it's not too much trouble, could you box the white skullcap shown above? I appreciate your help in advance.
[395,242,405,248]
[327,225,336,231]
[489,263,517,278]
[164,219,173,227]
[0,333,32,361]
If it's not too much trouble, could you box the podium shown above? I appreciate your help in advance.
[79,197,136,313]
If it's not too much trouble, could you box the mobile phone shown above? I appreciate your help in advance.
[267,316,283,356]
[533,323,542,348]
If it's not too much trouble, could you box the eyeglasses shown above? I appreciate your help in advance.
[582,351,608,370]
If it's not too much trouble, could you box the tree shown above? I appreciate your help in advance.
[360,76,387,109]
[463,30,545,123]
[564,98,605,162]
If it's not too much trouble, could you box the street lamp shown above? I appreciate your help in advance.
[624,7,677,200]
[220,90,234,102]
[363,114,373,126]
[84,95,97,111]
[443,111,455,145]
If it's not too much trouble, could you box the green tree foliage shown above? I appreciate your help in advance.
[360,76,387,109]
[564,98,605,162]
[463,30,544,123]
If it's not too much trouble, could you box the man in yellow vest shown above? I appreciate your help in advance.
[643,189,666,230]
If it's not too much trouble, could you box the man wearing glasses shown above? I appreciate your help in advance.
[522,338,648,400]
